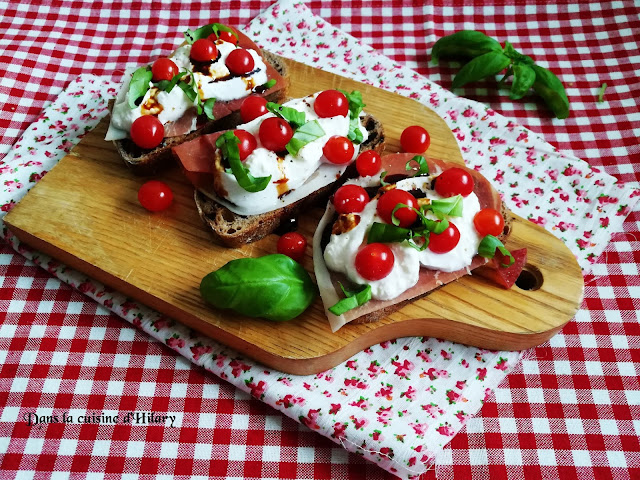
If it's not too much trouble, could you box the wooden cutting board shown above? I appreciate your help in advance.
[4,58,584,375]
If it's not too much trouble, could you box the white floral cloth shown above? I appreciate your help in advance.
[1,1,638,478]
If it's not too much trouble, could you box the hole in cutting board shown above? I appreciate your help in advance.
[516,264,543,291]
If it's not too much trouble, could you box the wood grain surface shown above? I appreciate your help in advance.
[4,58,584,375]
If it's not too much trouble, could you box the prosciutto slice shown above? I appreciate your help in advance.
[314,153,506,332]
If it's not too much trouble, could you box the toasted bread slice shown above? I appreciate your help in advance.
[109,39,289,176]
[313,153,515,330]
[188,113,385,248]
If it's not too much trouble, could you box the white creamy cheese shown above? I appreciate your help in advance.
[216,92,368,214]
[323,175,482,301]
[105,38,268,141]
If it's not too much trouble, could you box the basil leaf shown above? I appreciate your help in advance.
[261,79,276,90]
[431,30,503,65]
[184,22,238,45]
[367,222,411,244]
[430,195,464,217]
[127,66,153,109]
[423,217,449,234]
[203,98,216,120]
[286,120,325,156]
[503,41,534,65]
[597,83,607,103]
[266,102,306,129]
[380,171,390,186]
[216,131,271,192]
[178,80,198,104]
[347,117,364,144]
[405,155,429,176]
[156,71,188,93]
[478,235,514,266]
[531,65,570,119]
[509,63,536,100]
[329,283,371,316]
[451,51,511,89]
[338,89,366,144]
[200,254,316,321]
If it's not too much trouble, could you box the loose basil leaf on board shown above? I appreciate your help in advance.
[431,30,503,65]
[200,254,317,322]
[329,283,372,316]
[531,65,570,119]
[266,102,306,129]
[478,235,514,267]
[451,51,512,89]
[184,22,238,45]
[405,155,429,176]
[509,63,536,100]
[128,66,153,109]
[216,131,271,192]
[286,120,325,156]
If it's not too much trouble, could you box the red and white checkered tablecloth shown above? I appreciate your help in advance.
[1,1,639,479]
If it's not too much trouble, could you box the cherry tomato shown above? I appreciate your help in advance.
[240,95,268,122]
[355,150,382,177]
[434,167,474,197]
[355,243,395,281]
[277,232,307,262]
[151,58,179,82]
[314,89,349,118]
[400,125,431,154]
[233,129,257,161]
[130,115,164,150]
[323,136,355,165]
[474,208,505,237]
[138,180,174,212]
[333,184,369,214]
[259,117,293,152]
[376,189,418,228]
[226,48,255,75]
[207,28,239,45]
[428,222,460,254]
[190,38,218,62]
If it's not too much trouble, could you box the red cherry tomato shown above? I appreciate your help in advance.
[240,96,268,122]
[376,189,418,228]
[277,232,307,262]
[333,184,369,214]
[355,243,395,281]
[314,89,349,118]
[434,167,474,197]
[428,222,460,254]
[259,117,293,152]
[233,129,257,161]
[226,48,255,75]
[474,208,505,237]
[207,28,239,45]
[151,58,179,82]
[190,39,218,62]
[323,136,355,165]
[400,125,431,154]
[355,150,382,177]
[138,180,174,212]
[130,115,164,150]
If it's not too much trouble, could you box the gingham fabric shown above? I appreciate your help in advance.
[1,1,639,479]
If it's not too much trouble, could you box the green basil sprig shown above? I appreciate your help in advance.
[216,131,271,192]
[478,235,514,267]
[184,22,238,45]
[200,254,316,322]
[431,30,503,65]
[329,283,372,316]
[432,30,570,119]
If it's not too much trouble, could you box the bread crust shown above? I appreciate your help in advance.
[193,113,386,247]
[111,48,290,176]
